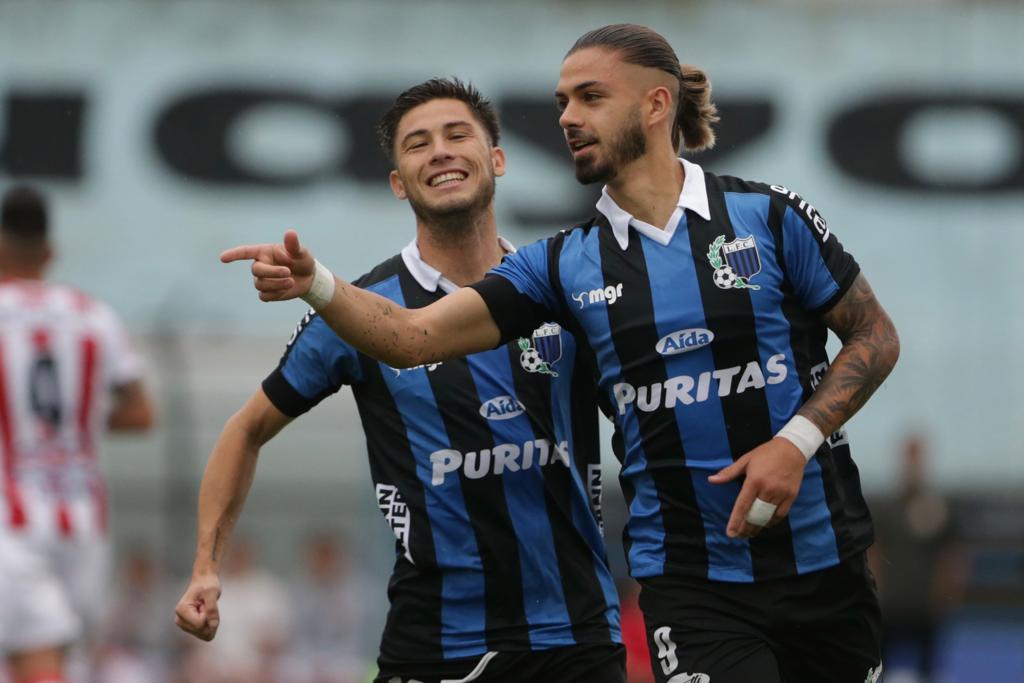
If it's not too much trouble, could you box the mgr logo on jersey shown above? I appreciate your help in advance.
[708,234,762,291]
[518,323,562,376]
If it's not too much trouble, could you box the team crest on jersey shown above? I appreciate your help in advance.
[707,235,762,291]
[517,323,562,376]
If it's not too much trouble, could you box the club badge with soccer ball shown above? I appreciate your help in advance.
[517,323,562,376]
[707,234,762,290]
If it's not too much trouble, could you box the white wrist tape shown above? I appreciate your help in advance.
[301,259,336,310]
[776,415,826,461]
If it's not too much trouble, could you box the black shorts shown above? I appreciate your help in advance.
[638,554,883,683]
[374,642,625,683]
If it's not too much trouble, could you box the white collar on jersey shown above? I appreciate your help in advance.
[400,236,516,295]
[596,157,711,250]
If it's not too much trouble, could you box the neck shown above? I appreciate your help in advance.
[415,205,504,286]
[605,147,683,229]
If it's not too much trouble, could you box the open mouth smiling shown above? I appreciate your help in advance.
[428,171,468,188]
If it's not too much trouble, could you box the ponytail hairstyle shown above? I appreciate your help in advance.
[567,24,719,152]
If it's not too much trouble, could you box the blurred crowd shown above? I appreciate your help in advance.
[91,535,375,683]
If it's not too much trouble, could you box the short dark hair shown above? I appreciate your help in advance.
[1,185,48,244]
[568,24,719,153]
[376,78,501,164]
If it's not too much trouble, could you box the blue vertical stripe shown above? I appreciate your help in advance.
[640,216,754,581]
[563,230,667,576]
[724,193,839,572]
[375,276,487,658]
[465,351,575,648]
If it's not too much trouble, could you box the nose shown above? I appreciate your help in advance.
[429,139,456,164]
[559,100,582,131]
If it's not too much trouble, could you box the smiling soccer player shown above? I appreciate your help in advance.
[177,79,624,683]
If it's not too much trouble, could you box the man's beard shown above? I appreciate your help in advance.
[574,109,647,185]
[408,172,496,236]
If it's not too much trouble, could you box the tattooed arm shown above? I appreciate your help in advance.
[798,274,900,436]
[175,389,292,641]
[710,273,898,538]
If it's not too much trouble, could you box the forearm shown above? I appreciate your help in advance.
[316,277,433,368]
[315,276,500,367]
[191,413,263,577]
[798,278,900,435]
[797,330,899,435]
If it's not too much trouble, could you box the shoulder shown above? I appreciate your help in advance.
[707,171,773,197]
[714,174,830,235]
[533,215,604,257]
[283,308,353,360]
[560,215,602,241]
[714,173,828,222]
[351,253,405,290]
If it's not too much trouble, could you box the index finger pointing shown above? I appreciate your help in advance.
[220,245,265,263]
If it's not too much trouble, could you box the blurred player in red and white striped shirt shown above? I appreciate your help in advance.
[0,186,154,683]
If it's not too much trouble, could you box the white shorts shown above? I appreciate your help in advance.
[0,531,110,654]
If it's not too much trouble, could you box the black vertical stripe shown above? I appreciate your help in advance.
[353,356,445,661]
[506,339,612,645]
[691,174,797,579]
[597,222,708,574]
[766,193,859,556]
[398,271,531,651]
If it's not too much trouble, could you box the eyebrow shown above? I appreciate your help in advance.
[400,120,475,147]
[554,80,604,99]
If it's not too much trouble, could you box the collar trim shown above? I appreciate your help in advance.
[401,236,515,294]
[596,158,711,250]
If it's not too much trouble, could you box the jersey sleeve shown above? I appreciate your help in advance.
[777,190,861,314]
[261,309,363,417]
[97,304,144,387]
[468,237,562,344]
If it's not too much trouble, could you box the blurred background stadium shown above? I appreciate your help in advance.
[2,0,1022,681]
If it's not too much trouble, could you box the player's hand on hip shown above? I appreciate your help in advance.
[174,573,222,641]
[220,229,316,302]
[708,437,807,539]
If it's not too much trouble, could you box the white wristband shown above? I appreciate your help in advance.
[301,259,336,310]
[776,415,826,461]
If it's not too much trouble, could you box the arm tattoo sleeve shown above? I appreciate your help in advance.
[797,274,900,436]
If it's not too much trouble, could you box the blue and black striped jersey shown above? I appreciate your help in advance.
[261,243,620,662]
[470,160,873,584]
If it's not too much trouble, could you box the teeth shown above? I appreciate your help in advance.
[430,172,467,187]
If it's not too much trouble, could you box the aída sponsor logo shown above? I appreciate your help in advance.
[656,328,713,356]
[479,395,525,421]
[613,353,788,414]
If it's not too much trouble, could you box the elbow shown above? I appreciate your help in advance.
[876,317,901,381]
[885,318,901,373]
